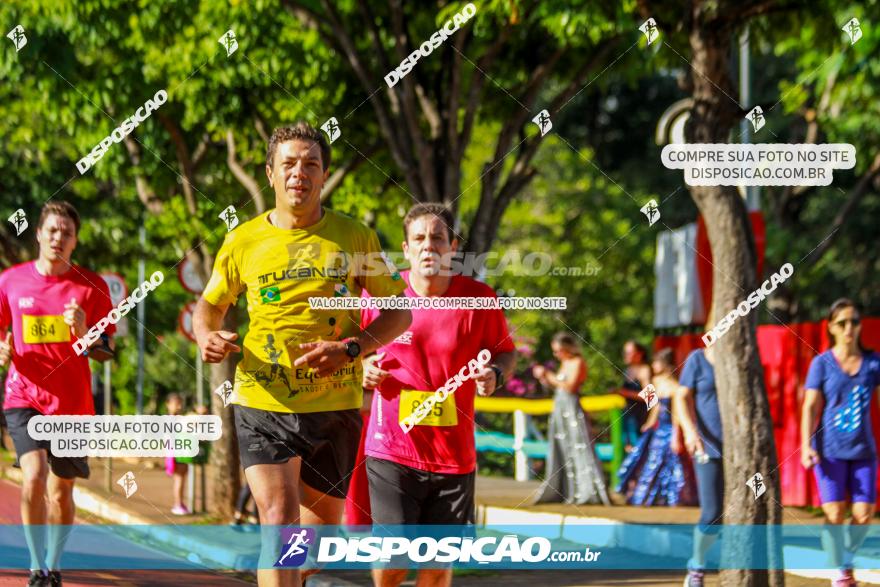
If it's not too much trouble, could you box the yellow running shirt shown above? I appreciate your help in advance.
[203,209,405,413]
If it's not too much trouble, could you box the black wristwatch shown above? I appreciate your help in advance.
[490,365,505,391]
[344,338,362,362]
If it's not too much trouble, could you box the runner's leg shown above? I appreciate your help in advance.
[415,570,452,587]
[688,458,722,572]
[45,472,75,571]
[173,462,188,509]
[300,479,345,525]
[820,501,846,569]
[299,480,346,582]
[19,449,49,572]
[845,458,876,568]
[247,459,302,587]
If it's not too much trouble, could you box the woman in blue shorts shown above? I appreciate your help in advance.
[802,298,880,587]
[676,345,723,587]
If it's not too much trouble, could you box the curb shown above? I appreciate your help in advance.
[1,464,255,570]
[476,503,880,585]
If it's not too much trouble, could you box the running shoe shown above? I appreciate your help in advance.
[683,569,704,587]
[832,568,856,586]
[171,505,190,516]
[46,571,62,587]
[26,570,46,586]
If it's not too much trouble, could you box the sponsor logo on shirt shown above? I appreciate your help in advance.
[393,331,413,345]
[260,286,281,304]
[18,297,34,309]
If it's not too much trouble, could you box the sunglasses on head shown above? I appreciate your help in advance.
[832,318,861,328]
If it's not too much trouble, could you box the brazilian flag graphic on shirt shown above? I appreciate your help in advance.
[260,286,280,303]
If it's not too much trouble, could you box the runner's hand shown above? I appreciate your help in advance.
[197,330,241,363]
[63,297,87,339]
[684,430,704,456]
[362,352,390,390]
[0,332,12,367]
[473,365,496,397]
[295,340,348,378]
[531,365,546,380]
[801,446,820,470]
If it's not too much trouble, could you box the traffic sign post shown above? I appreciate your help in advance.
[99,273,128,494]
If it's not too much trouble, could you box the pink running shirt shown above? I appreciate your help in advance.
[0,262,115,415]
[362,271,515,475]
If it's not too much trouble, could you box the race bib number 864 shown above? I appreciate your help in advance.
[22,315,70,344]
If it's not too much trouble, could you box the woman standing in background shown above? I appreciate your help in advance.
[616,348,697,506]
[532,332,610,505]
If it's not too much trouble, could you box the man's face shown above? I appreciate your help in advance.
[266,139,329,214]
[36,214,77,264]
[403,215,457,278]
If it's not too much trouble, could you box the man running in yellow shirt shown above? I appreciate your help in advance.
[194,122,411,587]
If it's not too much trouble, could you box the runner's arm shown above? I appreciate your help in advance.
[800,388,822,468]
[85,333,115,362]
[673,385,703,455]
[354,308,411,356]
[193,298,241,363]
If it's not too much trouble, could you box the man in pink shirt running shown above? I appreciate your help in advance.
[361,203,516,587]
[0,201,115,587]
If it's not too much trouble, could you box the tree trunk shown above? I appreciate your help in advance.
[208,305,241,518]
[685,12,784,587]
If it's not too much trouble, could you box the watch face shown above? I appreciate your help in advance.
[346,341,361,358]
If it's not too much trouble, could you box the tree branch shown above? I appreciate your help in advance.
[322,143,382,199]
[226,129,267,214]
[157,113,198,215]
[388,0,437,200]
[284,0,423,199]
[804,152,880,267]
[122,136,164,215]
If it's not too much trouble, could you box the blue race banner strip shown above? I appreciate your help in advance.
[0,524,874,570]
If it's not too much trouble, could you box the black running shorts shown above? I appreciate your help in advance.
[233,404,362,498]
[4,408,90,479]
[366,456,476,525]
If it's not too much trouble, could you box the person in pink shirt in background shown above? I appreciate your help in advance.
[361,203,516,587]
[0,201,115,587]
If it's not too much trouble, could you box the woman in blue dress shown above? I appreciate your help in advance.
[615,348,697,506]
